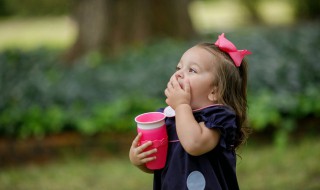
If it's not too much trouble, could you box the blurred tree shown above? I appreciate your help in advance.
[0,0,10,17]
[65,0,196,61]
[239,0,320,24]
[0,0,72,16]
[240,0,263,24]
[293,0,320,21]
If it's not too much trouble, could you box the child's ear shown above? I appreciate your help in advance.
[208,86,218,102]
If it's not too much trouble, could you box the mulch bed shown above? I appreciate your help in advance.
[0,132,136,167]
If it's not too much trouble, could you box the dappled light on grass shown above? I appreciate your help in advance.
[237,138,320,190]
[0,137,319,190]
[0,157,153,190]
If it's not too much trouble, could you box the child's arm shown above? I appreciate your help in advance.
[175,104,220,156]
[129,133,156,174]
[165,76,220,156]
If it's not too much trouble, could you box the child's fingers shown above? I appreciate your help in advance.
[138,141,153,152]
[138,148,157,159]
[168,75,177,89]
[183,79,191,93]
[140,156,156,164]
[131,133,142,148]
[171,77,180,89]
[167,80,173,90]
[169,75,176,83]
[166,86,172,97]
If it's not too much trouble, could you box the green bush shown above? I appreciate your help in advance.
[0,24,319,140]
[0,40,184,137]
[245,25,320,128]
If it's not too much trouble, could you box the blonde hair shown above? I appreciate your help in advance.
[198,43,250,149]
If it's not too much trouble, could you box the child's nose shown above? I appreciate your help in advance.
[175,70,184,79]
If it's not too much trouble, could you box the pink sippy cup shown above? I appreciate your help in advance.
[135,112,168,170]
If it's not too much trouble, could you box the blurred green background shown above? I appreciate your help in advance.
[0,0,319,189]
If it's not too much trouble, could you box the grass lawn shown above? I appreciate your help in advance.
[0,137,319,190]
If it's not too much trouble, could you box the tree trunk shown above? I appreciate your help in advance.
[293,0,320,21]
[240,0,263,24]
[65,0,196,61]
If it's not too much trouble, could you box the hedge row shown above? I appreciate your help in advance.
[0,24,319,140]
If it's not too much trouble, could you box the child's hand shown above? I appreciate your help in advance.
[129,133,157,167]
[165,75,191,110]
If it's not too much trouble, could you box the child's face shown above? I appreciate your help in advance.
[173,46,217,109]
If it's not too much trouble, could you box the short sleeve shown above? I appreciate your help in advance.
[194,106,237,149]
[157,108,165,113]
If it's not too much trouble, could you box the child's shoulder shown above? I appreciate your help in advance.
[194,104,235,116]
[194,104,236,125]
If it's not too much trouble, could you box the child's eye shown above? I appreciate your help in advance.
[176,66,181,71]
[189,68,197,73]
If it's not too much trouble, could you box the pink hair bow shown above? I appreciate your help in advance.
[214,33,252,67]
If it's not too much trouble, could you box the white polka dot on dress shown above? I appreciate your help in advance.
[186,171,206,190]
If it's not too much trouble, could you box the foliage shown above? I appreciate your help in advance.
[0,24,320,140]
[0,0,73,17]
[243,24,320,144]
[0,40,185,138]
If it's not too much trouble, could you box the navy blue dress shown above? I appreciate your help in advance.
[153,105,239,190]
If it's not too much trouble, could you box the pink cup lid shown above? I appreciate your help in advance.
[135,112,166,130]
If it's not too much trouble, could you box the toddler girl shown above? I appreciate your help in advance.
[129,33,251,190]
